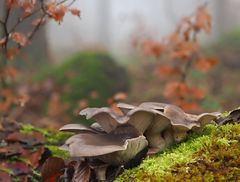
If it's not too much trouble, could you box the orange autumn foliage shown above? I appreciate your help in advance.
[195,57,218,73]
[139,5,217,112]
[10,32,27,46]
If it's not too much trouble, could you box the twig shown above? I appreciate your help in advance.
[9,8,42,33]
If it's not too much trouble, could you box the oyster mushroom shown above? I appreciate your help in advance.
[79,107,128,133]
[60,126,148,164]
[80,106,158,134]
[60,126,148,180]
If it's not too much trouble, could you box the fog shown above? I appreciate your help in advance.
[47,0,240,61]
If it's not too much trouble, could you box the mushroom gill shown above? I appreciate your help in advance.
[125,107,157,133]
[144,111,171,152]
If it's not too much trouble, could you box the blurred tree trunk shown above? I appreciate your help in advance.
[97,0,110,48]
[214,0,240,36]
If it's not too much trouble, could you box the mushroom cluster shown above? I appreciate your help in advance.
[60,102,220,180]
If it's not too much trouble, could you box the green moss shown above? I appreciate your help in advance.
[45,145,70,159]
[115,124,240,182]
[0,166,14,175]
[20,124,71,159]
[20,124,72,145]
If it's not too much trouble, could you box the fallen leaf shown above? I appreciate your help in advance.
[41,157,65,182]
[0,143,24,157]
[21,146,45,169]
[6,132,45,146]
[5,162,30,176]
[0,171,11,182]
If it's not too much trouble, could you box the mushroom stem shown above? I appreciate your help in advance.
[163,129,174,147]
[146,134,166,154]
[94,165,108,181]
[173,131,187,142]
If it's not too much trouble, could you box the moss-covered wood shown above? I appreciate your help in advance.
[115,123,240,182]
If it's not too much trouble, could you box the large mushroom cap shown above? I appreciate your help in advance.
[98,136,148,165]
[79,107,128,133]
[61,133,128,157]
[61,132,148,165]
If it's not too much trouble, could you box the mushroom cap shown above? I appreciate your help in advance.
[196,112,220,126]
[59,123,101,134]
[145,110,171,134]
[139,102,170,112]
[61,133,127,157]
[125,107,158,133]
[61,133,148,165]
[117,103,136,114]
[79,107,128,133]
[163,105,200,131]
[90,122,105,132]
[98,135,148,165]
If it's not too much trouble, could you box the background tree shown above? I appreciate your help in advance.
[0,0,80,113]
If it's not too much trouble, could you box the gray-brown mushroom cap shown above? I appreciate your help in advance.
[79,107,128,133]
[59,123,102,134]
[139,102,170,112]
[117,103,136,114]
[125,107,159,133]
[60,133,148,165]
[163,105,200,130]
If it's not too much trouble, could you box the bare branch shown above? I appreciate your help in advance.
[9,8,43,33]
[27,15,46,42]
